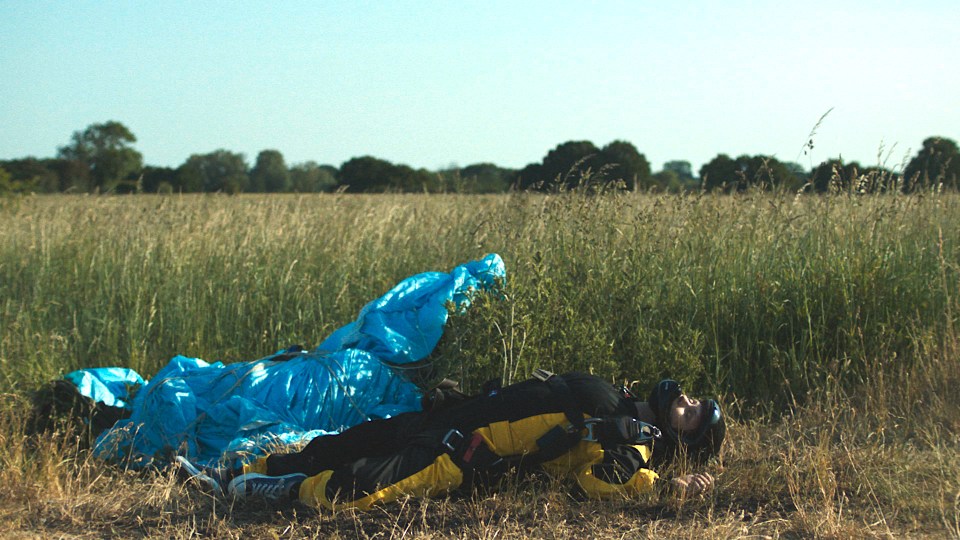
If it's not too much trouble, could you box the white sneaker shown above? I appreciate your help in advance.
[227,473,308,501]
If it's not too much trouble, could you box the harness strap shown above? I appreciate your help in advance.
[583,417,661,445]
[520,371,589,468]
[529,370,584,428]
[442,429,507,472]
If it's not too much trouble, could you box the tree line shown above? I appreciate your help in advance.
[2,121,958,195]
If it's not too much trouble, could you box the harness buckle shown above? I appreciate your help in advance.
[582,418,604,442]
[532,368,555,382]
[442,430,505,472]
[441,429,464,452]
[582,417,662,444]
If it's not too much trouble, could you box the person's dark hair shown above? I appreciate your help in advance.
[647,379,725,465]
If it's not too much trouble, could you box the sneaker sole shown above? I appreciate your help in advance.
[175,456,223,495]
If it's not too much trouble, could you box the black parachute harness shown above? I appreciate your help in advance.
[440,369,661,482]
[582,416,661,446]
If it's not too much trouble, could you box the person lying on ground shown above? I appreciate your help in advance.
[176,371,725,509]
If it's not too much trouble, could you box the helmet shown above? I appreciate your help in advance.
[648,379,725,462]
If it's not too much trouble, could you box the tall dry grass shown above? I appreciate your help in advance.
[0,191,958,537]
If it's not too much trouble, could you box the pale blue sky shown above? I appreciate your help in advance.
[1,1,957,173]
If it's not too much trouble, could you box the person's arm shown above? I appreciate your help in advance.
[570,443,716,501]
[572,444,659,499]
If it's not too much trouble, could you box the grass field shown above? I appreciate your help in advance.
[1,191,958,538]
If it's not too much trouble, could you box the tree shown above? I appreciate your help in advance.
[699,154,801,192]
[140,166,177,193]
[738,155,803,191]
[657,160,700,192]
[652,169,684,192]
[336,156,439,193]
[515,162,544,190]
[810,159,857,193]
[515,141,602,190]
[57,121,143,192]
[52,158,92,192]
[250,150,290,192]
[337,156,396,192]
[176,150,249,193]
[0,166,13,194]
[0,158,61,192]
[809,159,894,194]
[518,140,652,191]
[541,140,601,190]
[289,161,337,192]
[782,161,808,180]
[458,163,512,193]
[600,140,651,190]
[698,154,740,191]
[392,164,440,192]
[663,160,694,181]
[903,137,960,192]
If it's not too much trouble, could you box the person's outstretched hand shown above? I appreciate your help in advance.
[670,472,714,499]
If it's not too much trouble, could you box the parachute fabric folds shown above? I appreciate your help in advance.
[86,254,505,468]
[63,367,144,409]
[315,254,504,363]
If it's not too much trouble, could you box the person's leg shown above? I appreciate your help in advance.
[264,411,424,476]
[297,432,463,510]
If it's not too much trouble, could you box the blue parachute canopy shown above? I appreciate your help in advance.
[64,367,144,409]
[73,254,505,468]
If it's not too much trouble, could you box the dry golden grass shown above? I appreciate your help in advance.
[1,192,958,538]
[2,343,956,539]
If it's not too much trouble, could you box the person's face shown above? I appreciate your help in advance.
[668,394,706,433]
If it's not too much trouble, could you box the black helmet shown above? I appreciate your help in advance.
[648,379,725,462]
